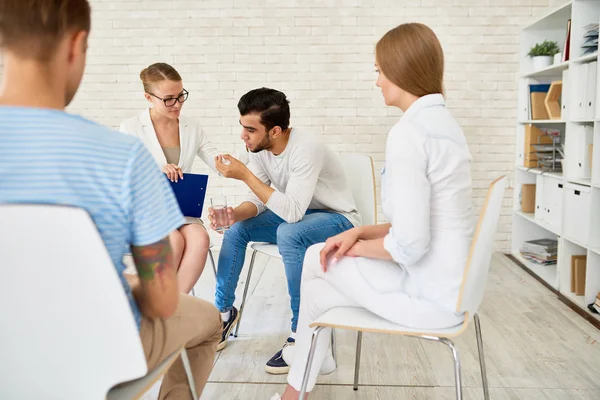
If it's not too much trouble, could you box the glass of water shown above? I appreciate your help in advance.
[210,197,231,232]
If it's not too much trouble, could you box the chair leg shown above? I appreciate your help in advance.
[299,326,325,400]
[180,349,199,400]
[234,249,257,338]
[353,331,363,391]
[330,328,337,364]
[474,313,490,400]
[208,248,217,277]
[440,338,462,400]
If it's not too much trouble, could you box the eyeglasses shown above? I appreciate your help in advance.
[147,89,189,107]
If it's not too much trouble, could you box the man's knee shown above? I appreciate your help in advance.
[276,222,300,247]
[222,219,251,246]
[183,296,222,341]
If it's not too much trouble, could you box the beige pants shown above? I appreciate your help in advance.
[140,294,222,399]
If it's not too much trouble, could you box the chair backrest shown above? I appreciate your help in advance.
[0,205,148,400]
[456,176,507,315]
[339,154,377,225]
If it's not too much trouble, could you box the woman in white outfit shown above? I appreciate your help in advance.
[272,23,474,399]
[120,63,219,294]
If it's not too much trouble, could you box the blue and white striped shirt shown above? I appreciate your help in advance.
[0,107,185,328]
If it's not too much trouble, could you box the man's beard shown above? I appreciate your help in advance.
[250,134,272,153]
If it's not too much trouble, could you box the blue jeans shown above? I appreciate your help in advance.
[215,209,354,332]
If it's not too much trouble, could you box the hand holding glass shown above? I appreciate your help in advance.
[210,197,231,232]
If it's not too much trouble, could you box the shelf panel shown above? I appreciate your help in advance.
[566,178,592,187]
[562,236,588,250]
[515,166,563,179]
[523,2,572,32]
[514,211,560,236]
[516,165,543,174]
[515,210,535,224]
[521,60,569,78]
[570,53,598,64]
[518,120,566,124]
[512,252,558,290]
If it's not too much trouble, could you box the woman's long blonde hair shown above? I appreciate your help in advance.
[376,23,444,96]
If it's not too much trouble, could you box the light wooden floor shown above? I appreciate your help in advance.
[142,250,600,400]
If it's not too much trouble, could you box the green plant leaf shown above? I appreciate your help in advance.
[528,40,560,57]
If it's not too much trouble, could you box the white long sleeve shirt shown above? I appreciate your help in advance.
[119,108,219,173]
[246,129,361,227]
[382,94,474,310]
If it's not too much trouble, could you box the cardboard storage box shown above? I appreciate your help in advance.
[521,184,536,213]
[524,124,553,168]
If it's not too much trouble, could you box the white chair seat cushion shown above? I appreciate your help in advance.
[250,242,282,259]
[310,307,468,338]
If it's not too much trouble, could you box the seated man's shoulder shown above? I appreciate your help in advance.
[70,116,139,148]
[290,129,324,154]
[60,116,144,166]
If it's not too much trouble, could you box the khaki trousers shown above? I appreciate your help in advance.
[140,294,222,399]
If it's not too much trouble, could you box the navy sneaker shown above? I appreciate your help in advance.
[264,337,295,374]
[217,306,239,352]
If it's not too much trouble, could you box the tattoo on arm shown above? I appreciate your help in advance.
[132,237,173,281]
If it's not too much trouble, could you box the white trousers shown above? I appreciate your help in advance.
[287,243,465,392]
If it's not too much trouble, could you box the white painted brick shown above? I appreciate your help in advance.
[0,0,563,252]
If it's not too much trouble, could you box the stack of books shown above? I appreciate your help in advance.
[592,292,600,314]
[520,238,558,265]
[582,23,599,56]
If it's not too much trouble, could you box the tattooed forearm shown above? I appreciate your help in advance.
[131,237,174,281]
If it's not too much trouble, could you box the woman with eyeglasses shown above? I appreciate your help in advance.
[120,62,219,294]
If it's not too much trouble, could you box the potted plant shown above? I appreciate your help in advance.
[528,40,561,70]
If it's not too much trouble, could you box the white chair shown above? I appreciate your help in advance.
[0,204,198,400]
[233,154,377,337]
[298,176,508,400]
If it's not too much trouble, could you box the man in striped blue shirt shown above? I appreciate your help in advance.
[0,1,221,397]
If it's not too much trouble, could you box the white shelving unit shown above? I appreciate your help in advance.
[513,0,600,322]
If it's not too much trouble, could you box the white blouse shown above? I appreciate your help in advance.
[119,108,219,173]
[382,94,474,310]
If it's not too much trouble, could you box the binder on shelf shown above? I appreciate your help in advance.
[561,70,569,119]
[562,19,571,62]
[570,255,587,296]
[586,61,597,120]
[530,84,550,120]
[573,63,592,120]
[566,125,594,180]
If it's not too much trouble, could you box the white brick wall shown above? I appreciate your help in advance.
[2,0,567,250]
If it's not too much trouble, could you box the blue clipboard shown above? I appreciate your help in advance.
[168,173,209,218]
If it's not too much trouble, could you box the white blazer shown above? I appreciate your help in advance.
[119,108,218,173]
